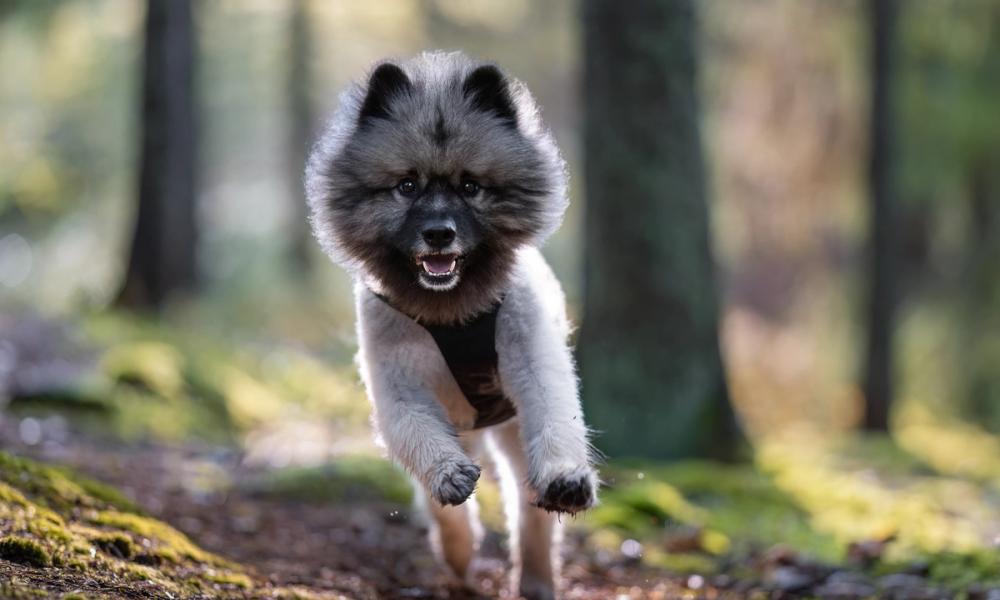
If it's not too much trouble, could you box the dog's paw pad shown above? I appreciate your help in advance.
[430,460,481,506]
[535,469,596,514]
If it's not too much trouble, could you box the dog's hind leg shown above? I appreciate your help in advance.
[489,420,561,600]
[415,430,484,583]
[416,488,481,581]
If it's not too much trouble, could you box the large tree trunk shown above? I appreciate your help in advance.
[862,0,898,432]
[117,0,198,311]
[962,163,1000,427]
[287,0,315,270]
[579,0,744,459]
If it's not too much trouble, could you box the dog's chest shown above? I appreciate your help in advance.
[421,303,517,429]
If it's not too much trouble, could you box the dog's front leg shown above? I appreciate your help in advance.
[495,259,597,514]
[370,383,481,506]
[356,288,480,505]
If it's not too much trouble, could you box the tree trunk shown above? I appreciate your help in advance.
[862,0,898,432]
[117,0,198,311]
[962,163,1000,427]
[287,0,315,270]
[579,0,744,459]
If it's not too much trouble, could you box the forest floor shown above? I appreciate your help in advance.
[2,312,1000,599]
[0,424,730,600]
[5,414,999,599]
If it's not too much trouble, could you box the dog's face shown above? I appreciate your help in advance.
[308,53,567,320]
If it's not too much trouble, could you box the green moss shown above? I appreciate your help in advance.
[88,511,221,566]
[0,580,50,599]
[91,532,136,560]
[270,586,346,599]
[920,551,1000,588]
[645,549,719,575]
[0,536,52,567]
[0,452,137,513]
[6,382,115,417]
[589,460,837,561]
[0,452,266,598]
[204,569,253,589]
[120,562,162,582]
[28,512,72,544]
[101,341,186,398]
[591,479,708,530]
[0,481,31,506]
[0,312,373,447]
[746,431,1000,590]
[243,455,412,504]
[76,312,368,444]
[578,445,1000,584]
[896,403,1000,483]
[757,433,998,559]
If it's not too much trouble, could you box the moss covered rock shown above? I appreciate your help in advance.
[587,438,1000,590]
[0,452,350,599]
[0,537,51,567]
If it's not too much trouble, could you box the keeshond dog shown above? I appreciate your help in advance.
[306,51,597,600]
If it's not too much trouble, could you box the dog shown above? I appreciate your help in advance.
[305,51,597,600]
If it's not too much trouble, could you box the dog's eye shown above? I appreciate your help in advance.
[460,180,480,197]
[396,178,418,197]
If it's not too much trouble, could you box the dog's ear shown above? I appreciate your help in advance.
[359,63,412,122]
[463,64,517,126]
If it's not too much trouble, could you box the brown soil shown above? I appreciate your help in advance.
[0,426,707,600]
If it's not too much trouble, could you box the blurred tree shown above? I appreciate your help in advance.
[862,0,899,432]
[898,1,1000,429]
[117,0,198,311]
[579,0,744,459]
[287,0,315,270]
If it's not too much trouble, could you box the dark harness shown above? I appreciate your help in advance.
[376,294,517,429]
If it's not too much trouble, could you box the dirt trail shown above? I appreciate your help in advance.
[0,424,696,600]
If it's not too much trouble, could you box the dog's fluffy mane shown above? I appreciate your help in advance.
[305,51,568,324]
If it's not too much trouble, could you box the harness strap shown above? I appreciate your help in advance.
[373,292,516,429]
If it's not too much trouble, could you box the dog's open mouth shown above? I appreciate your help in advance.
[416,253,462,290]
[420,254,458,276]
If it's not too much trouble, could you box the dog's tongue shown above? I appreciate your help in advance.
[422,255,456,275]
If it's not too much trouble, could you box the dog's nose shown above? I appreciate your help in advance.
[422,225,456,248]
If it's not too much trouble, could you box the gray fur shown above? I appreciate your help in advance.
[307,52,595,600]
[305,51,568,324]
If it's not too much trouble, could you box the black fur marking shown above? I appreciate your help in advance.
[360,63,412,122]
[536,473,594,514]
[377,239,515,325]
[462,65,517,125]
[433,105,448,147]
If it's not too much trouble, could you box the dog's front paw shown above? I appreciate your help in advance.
[429,458,481,506]
[535,467,597,514]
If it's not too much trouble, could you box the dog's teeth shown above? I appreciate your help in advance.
[420,257,457,276]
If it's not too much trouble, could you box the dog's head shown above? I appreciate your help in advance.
[306,52,567,320]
